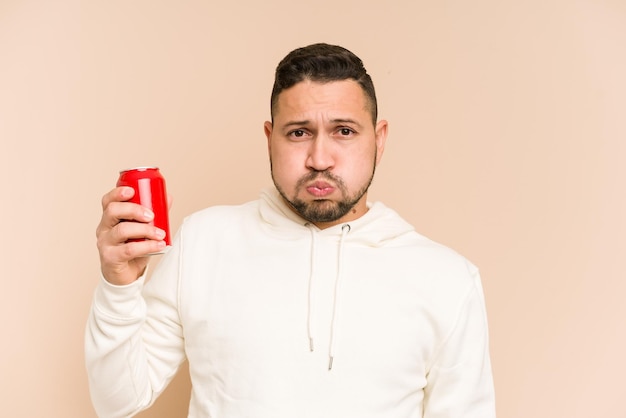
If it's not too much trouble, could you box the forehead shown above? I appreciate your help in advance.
[273,79,371,122]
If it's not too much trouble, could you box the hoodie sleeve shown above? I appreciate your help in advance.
[84,230,186,418]
[423,268,496,418]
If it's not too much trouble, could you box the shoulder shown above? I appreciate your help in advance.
[184,200,258,225]
[176,200,259,241]
[381,224,480,295]
[412,232,477,273]
[364,201,478,281]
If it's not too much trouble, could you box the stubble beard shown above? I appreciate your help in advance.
[270,156,377,224]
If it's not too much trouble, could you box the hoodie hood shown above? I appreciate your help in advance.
[258,187,416,245]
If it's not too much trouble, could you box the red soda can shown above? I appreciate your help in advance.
[116,167,171,250]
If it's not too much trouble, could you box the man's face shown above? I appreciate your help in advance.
[264,79,388,229]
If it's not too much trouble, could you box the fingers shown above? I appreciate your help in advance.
[98,187,154,232]
[97,228,166,264]
[97,223,167,286]
[97,187,166,257]
[101,186,133,210]
[98,235,166,265]
[101,201,155,230]
[111,221,166,245]
[97,209,166,254]
[96,186,171,286]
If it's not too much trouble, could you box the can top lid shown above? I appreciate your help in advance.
[119,166,159,174]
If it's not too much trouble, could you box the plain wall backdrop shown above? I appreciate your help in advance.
[1,0,624,417]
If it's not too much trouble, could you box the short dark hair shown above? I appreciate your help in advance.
[270,43,378,124]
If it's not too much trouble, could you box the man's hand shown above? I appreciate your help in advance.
[96,186,167,286]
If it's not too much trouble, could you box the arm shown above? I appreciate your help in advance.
[423,269,496,418]
[85,187,185,417]
[85,247,186,417]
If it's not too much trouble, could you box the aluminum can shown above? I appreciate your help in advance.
[116,167,171,249]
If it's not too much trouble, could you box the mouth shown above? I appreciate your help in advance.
[306,181,335,197]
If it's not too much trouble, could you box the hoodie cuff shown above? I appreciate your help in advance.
[93,273,147,320]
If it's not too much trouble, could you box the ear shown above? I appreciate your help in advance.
[374,119,388,166]
[264,121,273,155]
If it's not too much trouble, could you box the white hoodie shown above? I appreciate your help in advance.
[85,188,496,418]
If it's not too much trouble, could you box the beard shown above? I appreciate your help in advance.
[271,157,377,224]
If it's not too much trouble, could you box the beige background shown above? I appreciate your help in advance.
[1,0,624,417]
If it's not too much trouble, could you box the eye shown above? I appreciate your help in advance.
[337,127,355,137]
[287,129,310,139]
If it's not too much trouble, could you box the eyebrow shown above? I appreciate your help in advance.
[282,120,310,128]
[330,118,363,128]
[281,118,364,128]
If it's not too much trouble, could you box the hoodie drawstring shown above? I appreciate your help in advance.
[306,224,317,352]
[305,223,351,371]
[328,223,351,370]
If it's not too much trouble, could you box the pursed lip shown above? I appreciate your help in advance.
[306,181,335,197]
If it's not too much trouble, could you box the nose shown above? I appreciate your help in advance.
[306,135,335,172]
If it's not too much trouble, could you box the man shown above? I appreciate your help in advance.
[86,43,496,418]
